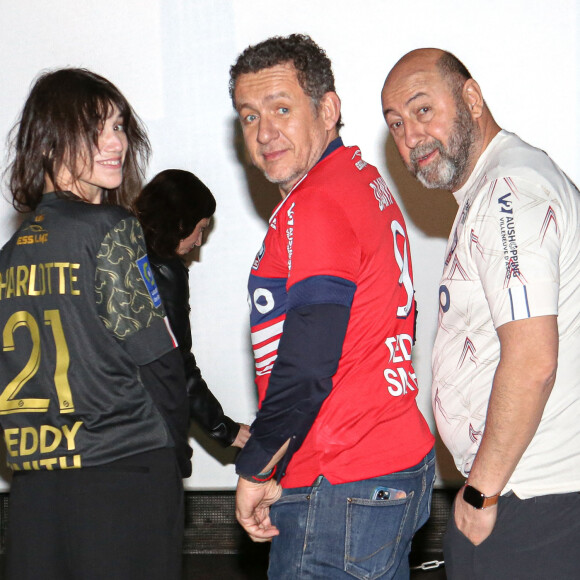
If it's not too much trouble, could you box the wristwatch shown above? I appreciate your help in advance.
[463,484,500,509]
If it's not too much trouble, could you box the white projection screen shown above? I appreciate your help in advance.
[0,1,578,489]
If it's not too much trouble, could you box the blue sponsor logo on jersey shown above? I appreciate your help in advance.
[248,274,287,326]
[439,284,450,313]
[137,255,162,308]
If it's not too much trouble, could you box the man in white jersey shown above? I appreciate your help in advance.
[381,48,580,579]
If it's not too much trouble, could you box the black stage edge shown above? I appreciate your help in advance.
[0,489,454,579]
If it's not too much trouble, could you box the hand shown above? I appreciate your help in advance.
[235,477,282,542]
[232,424,251,448]
[454,487,497,546]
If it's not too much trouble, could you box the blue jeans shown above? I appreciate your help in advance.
[268,448,435,579]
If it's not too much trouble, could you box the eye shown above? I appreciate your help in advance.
[277,107,289,115]
[113,123,125,132]
[389,120,403,131]
[417,106,431,116]
[243,113,258,124]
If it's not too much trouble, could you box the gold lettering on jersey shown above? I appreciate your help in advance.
[62,421,82,449]
[0,267,15,300]
[69,263,80,295]
[9,455,81,471]
[16,266,28,297]
[59,455,82,469]
[40,425,62,453]
[3,421,84,470]
[0,263,81,300]
[19,426,38,455]
[16,233,49,246]
[4,428,19,457]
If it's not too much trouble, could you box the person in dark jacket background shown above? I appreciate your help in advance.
[134,169,250,450]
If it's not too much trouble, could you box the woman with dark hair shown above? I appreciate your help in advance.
[0,69,187,579]
[134,169,250,449]
[9,67,149,211]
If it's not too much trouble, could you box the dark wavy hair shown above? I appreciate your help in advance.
[6,67,151,212]
[229,33,343,130]
[133,169,216,259]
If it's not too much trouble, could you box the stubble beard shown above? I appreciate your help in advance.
[262,166,301,190]
[408,101,477,191]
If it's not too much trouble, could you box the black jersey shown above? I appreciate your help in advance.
[0,192,179,471]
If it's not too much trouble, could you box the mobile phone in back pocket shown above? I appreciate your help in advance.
[371,486,407,500]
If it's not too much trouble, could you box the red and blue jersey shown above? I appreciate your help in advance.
[237,141,434,487]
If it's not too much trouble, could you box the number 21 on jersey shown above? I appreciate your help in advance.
[1,309,75,415]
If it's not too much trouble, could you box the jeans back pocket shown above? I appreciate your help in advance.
[345,492,414,580]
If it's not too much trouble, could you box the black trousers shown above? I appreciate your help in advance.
[444,490,580,579]
[5,448,184,580]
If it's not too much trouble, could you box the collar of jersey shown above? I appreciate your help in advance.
[268,137,344,225]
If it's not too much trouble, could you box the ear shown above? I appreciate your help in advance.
[463,79,484,119]
[319,91,341,130]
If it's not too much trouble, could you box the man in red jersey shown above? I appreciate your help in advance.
[230,34,435,579]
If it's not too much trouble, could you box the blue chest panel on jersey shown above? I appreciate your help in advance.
[248,274,287,378]
[248,273,287,327]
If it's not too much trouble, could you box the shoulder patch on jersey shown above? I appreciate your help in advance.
[137,255,162,308]
[252,242,266,270]
[370,177,394,211]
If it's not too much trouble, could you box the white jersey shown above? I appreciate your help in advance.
[433,130,580,498]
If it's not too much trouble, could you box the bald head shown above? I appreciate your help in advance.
[386,48,444,82]
[383,49,472,115]
[381,48,499,192]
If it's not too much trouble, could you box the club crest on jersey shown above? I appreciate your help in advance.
[136,255,162,308]
[252,242,266,270]
[16,222,49,246]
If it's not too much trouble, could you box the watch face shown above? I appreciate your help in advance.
[463,485,484,509]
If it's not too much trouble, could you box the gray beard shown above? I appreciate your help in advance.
[408,103,476,191]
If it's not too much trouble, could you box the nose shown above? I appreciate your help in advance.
[256,116,279,145]
[100,127,125,153]
[403,118,424,150]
